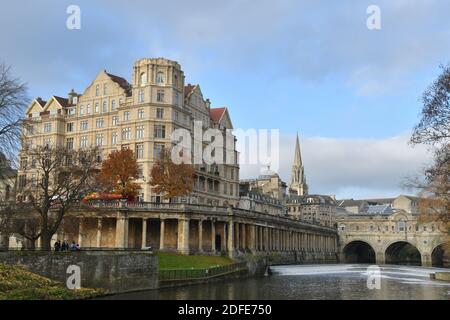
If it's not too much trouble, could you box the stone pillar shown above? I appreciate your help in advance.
[227,220,234,258]
[375,251,385,265]
[249,225,256,252]
[78,218,84,246]
[211,220,216,253]
[96,218,102,248]
[141,218,147,249]
[159,218,165,250]
[198,220,203,253]
[115,216,129,248]
[242,224,247,250]
[421,252,432,267]
[177,218,190,255]
[235,222,240,251]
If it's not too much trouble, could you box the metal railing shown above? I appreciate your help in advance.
[158,262,247,281]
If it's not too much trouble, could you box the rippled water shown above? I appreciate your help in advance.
[102,264,450,300]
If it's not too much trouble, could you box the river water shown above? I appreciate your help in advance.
[103,264,450,300]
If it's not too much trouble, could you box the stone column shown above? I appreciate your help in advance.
[211,220,216,252]
[421,252,432,267]
[249,225,256,252]
[115,216,129,248]
[96,218,102,248]
[375,251,385,265]
[159,218,165,250]
[242,224,247,250]
[177,218,190,255]
[235,222,240,251]
[198,220,203,253]
[141,218,147,249]
[78,218,84,246]
[227,220,234,258]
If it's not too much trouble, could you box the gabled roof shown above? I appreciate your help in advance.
[210,107,226,123]
[106,72,131,93]
[36,98,47,108]
[184,84,196,98]
[25,97,46,114]
[53,96,69,108]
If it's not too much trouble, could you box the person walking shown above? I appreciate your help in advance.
[54,240,61,252]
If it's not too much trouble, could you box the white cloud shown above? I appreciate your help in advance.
[239,133,432,199]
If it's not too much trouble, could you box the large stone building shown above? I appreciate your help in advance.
[18,58,239,206]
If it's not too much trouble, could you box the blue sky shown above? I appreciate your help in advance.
[1,0,448,199]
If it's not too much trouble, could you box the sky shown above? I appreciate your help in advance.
[1,0,448,199]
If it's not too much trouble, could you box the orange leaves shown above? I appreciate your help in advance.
[150,149,195,200]
[98,149,140,198]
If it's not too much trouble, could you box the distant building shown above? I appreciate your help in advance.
[286,194,336,227]
[239,172,287,202]
[336,195,421,215]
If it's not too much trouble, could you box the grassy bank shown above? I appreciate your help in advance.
[0,263,102,300]
[157,252,234,269]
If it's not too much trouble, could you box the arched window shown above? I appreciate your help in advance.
[397,221,406,232]
[156,72,165,84]
[140,72,147,85]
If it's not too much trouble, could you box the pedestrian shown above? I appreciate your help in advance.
[76,243,81,251]
[64,240,69,251]
[70,241,77,251]
[54,240,61,252]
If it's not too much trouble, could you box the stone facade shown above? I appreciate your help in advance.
[287,194,337,227]
[337,209,448,267]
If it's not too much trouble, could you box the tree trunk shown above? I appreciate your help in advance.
[40,230,53,251]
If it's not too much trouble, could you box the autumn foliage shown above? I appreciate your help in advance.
[98,149,140,199]
[150,149,195,201]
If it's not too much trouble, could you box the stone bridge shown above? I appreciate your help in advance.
[337,211,448,267]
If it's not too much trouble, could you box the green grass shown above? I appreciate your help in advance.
[157,252,234,270]
[0,263,102,300]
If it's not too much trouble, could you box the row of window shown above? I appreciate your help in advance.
[66,125,166,149]
[339,223,436,232]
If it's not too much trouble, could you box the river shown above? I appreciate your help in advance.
[101,264,450,300]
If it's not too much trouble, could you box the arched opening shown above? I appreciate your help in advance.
[343,241,376,263]
[432,243,449,268]
[385,241,421,266]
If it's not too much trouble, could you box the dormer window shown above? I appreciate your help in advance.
[156,72,165,84]
[140,72,147,85]
[72,96,78,104]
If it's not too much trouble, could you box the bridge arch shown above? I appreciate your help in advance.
[342,240,376,264]
[385,241,421,266]
[431,242,449,268]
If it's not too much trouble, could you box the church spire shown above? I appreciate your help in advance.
[293,133,302,167]
[289,133,308,196]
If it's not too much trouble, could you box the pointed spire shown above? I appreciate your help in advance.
[293,133,302,167]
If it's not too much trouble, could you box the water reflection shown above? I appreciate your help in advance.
[101,265,450,300]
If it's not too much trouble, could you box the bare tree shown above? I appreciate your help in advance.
[409,64,450,236]
[0,63,28,174]
[18,146,100,250]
